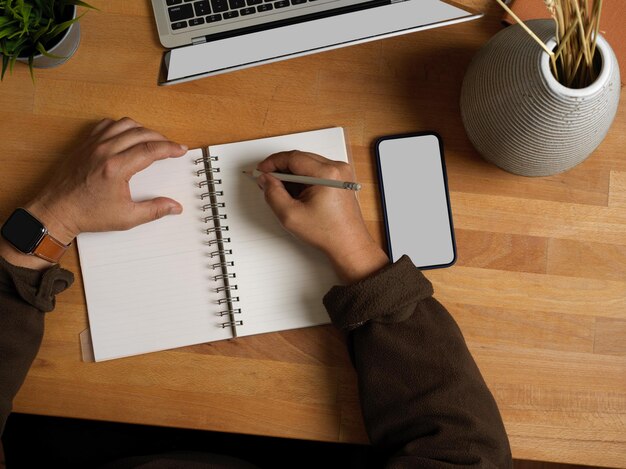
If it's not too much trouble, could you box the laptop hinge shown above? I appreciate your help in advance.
[192,36,207,45]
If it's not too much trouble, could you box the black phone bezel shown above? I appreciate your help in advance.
[374,131,457,270]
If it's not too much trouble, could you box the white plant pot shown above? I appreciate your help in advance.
[460,19,621,177]
[17,5,80,69]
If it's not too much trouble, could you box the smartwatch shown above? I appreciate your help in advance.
[1,208,70,263]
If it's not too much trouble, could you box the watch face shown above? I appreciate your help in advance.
[1,208,46,254]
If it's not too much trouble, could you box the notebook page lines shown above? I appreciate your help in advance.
[77,150,231,361]
[207,128,347,337]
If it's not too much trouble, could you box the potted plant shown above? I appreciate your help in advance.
[1,0,93,81]
[459,0,620,176]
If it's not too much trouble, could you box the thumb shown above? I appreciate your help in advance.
[130,197,183,228]
[259,174,297,223]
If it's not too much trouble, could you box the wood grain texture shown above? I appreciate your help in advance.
[594,318,626,356]
[1,0,624,466]
[609,171,626,208]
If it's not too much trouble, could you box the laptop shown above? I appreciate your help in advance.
[152,0,481,85]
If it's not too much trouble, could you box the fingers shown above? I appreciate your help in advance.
[258,174,299,225]
[117,140,188,177]
[258,151,335,177]
[89,118,187,176]
[89,119,175,154]
[105,126,170,155]
[129,197,183,228]
[90,118,114,136]
[95,117,142,142]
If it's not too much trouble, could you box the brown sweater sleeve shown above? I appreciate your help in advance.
[0,257,74,436]
[324,255,512,468]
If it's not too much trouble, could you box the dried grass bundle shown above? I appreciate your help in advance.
[496,0,603,88]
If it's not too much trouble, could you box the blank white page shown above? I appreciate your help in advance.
[208,128,347,337]
[77,149,231,361]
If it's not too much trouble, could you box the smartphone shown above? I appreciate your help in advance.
[375,132,456,269]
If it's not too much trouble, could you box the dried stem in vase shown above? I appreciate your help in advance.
[497,0,603,89]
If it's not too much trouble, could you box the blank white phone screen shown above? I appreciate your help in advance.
[377,134,455,268]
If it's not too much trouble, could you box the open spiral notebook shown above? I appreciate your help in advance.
[77,128,347,362]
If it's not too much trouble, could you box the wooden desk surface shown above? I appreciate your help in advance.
[1,1,624,466]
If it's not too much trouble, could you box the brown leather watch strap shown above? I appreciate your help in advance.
[33,233,70,263]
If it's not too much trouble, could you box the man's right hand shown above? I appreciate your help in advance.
[257,151,389,284]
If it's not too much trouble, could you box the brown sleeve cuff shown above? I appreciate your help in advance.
[0,257,74,313]
[323,255,434,331]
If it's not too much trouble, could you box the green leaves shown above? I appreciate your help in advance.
[1,53,9,79]
[0,0,94,81]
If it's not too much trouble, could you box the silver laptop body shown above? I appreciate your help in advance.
[152,0,387,49]
[154,0,481,85]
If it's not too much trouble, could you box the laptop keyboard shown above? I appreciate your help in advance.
[166,0,318,31]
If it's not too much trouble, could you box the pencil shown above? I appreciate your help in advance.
[243,169,361,191]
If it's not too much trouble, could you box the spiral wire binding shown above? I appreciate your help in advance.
[197,152,242,336]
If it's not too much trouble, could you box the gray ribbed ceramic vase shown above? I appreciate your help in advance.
[460,20,620,177]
